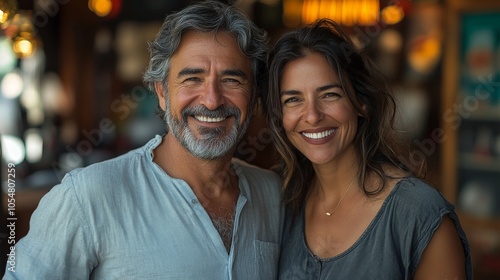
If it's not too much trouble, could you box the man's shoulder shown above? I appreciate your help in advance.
[231,158,280,181]
[66,146,145,179]
[55,145,152,199]
[67,135,161,180]
[232,158,282,201]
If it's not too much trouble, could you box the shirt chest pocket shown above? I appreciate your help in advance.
[254,240,280,280]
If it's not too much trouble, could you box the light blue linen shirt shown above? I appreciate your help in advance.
[4,135,284,280]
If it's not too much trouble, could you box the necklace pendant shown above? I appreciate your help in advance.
[325,212,331,216]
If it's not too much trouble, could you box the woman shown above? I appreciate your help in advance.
[264,19,472,279]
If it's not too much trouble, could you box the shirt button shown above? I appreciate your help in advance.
[191,199,198,204]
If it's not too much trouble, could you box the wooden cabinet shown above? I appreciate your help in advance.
[441,0,500,278]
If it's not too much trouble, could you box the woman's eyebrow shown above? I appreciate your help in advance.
[280,84,342,96]
[317,84,342,92]
[280,89,301,96]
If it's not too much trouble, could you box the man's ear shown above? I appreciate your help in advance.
[154,82,166,111]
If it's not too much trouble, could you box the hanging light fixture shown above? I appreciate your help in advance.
[302,0,379,26]
[283,0,406,28]
[284,0,379,27]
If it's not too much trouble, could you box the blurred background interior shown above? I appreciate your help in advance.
[0,0,499,278]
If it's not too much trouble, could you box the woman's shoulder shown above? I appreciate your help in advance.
[394,177,446,199]
[387,177,454,216]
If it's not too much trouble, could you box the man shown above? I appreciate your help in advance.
[4,1,283,279]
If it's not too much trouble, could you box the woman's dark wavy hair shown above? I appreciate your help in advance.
[263,19,426,215]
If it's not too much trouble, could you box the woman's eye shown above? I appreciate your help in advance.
[282,97,299,104]
[324,92,342,99]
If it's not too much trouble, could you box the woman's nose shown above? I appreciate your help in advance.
[304,101,324,125]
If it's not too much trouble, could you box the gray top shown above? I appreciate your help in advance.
[279,177,472,280]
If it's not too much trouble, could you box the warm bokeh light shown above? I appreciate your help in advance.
[379,29,403,53]
[381,4,405,25]
[283,0,380,27]
[408,36,441,74]
[0,10,8,24]
[5,12,38,58]
[12,35,34,57]
[283,0,303,27]
[88,0,112,17]
[0,0,17,27]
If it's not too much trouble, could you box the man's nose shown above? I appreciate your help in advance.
[200,79,224,110]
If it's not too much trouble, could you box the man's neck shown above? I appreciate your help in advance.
[152,134,237,197]
[153,134,240,253]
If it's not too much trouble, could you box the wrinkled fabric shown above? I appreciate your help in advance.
[5,135,284,280]
[279,177,472,280]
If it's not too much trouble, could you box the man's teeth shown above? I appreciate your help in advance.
[195,115,226,123]
[302,129,335,139]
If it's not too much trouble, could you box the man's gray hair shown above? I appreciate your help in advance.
[143,0,268,111]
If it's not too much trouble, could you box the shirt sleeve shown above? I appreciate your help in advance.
[402,179,471,279]
[3,173,98,279]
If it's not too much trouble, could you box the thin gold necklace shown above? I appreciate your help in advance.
[321,177,357,216]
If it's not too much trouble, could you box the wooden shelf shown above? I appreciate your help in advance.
[441,1,500,278]
[459,153,500,173]
[458,211,500,232]
[462,106,500,122]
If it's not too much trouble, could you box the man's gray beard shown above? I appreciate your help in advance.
[164,98,251,160]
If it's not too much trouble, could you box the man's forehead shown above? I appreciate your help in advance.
[169,31,252,76]
[175,30,241,53]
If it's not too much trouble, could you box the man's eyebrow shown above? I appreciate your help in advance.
[177,68,204,78]
[177,68,249,79]
[222,69,248,78]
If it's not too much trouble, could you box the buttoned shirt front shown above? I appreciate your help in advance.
[4,135,284,280]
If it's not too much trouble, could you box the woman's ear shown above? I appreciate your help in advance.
[154,82,166,111]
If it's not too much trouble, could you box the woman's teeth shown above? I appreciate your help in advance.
[302,129,334,139]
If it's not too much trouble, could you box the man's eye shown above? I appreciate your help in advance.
[223,78,241,84]
[184,77,201,83]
